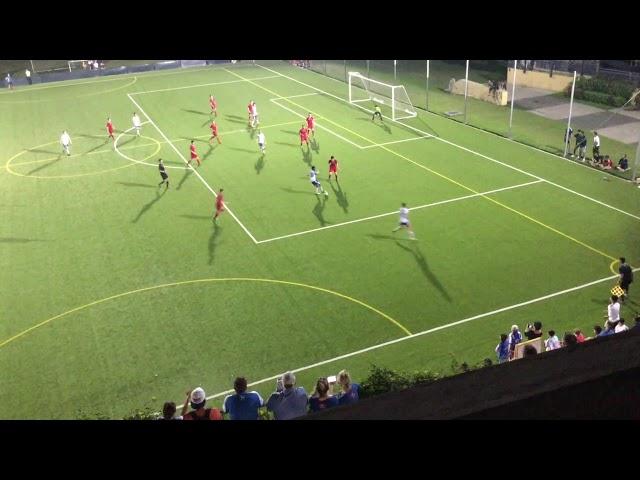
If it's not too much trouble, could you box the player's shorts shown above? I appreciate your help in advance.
[108,130,114,135]
[300,137,308,142]
[210,132,218,137]
[329,167,337,173]
[216,205,224,213]
[311,181,320,188]
[259,142,264,149]
[620,280,631,293]
[399,220,409,227]
[307,123,315,130]
[160,172,168,180]
[374,111,382,117]
[190,153,198,159]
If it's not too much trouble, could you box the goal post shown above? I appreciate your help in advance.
[348,71,417,121]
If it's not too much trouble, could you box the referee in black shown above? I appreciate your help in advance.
[158,159,169,189]
[619,257,633,299]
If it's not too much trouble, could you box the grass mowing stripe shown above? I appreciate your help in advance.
[256,63,640,222]
[200,267,640,404]
[231,68,618,262]
[130,75,281,95]
[126,93,259,244]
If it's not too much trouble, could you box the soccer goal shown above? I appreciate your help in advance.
[348,71,417,121]
[68,60,92,72]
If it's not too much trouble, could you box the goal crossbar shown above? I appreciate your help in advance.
[348,71,417,121]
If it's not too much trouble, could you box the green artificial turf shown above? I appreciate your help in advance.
[0,61,638,419]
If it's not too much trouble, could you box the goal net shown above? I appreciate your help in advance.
[348,71,417,121]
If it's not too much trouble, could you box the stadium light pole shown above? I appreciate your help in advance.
[344,60,347,82]
[632,130,640,183]
[563,71,577,158]
[394,60,397,81]
[426,60,430,111]
[508,59,517,138]
[463,60,469,124]
[30,60,35,73]
[366,60,370,78]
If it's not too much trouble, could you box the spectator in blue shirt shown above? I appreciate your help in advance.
[308,377,339,413]
[335,369,361,406]
[495,333,509,363]
[222,377,264,420]
[508,325,522,359]
[266,371,308,420]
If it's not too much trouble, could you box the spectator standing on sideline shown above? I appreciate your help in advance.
[564,126,573,154]
[592,131,601,159]
[266,371,308,420]
[335,369,361,406]
[5,72,13,89]
[508,325,522,359]
[544,330,561,351]
[25,68,32,85]
[524,321,543,340]
[181,387,223,420]
[618,257,633,298]
[308,377,339,413]
[605,295,621,328]
[495,334,509,363]
[222,377,264,420]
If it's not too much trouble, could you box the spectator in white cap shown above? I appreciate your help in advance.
[180,387,223,420]
[266,371,308,420]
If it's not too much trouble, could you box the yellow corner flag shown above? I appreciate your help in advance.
[611,285,625,297]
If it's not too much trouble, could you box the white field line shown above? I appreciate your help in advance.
[361,135,433,149]
[256,180,543,244]
[270,98,366,149]
[0,74,133,95]
[255,64,640,222]
[198,266,640,404]
[271,92,320,100]
[127,93,259,244]
[130,75,281,95]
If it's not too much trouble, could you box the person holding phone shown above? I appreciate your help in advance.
[265,371,308,420]
[308,377,339,413]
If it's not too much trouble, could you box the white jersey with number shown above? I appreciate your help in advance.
[60,132,71,146]
[399,207,409,224]
[257,132,265,145]
[310,169,318,183]
[132,115,141,127]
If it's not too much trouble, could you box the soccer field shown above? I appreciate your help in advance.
[1,61,639,419]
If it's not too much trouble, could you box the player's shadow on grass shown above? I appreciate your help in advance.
[329,180,348,213]
[182,108,209,116]
[179,214,211,221]
[117,135,138,148]
[27,148,59,155]
[180,137,209,145]
[414,116,439,138]
[274,141,296,148]
[177,169,193,190]
[208,223,221,265]
[116,182,156,189]
[281,187,314,195]
[312,196,331,227]
[84,143,107,154]
[255,154,265,174]
[229,147,257,154]
[248,127,257,140]
[281,130,299,135]
[132,189,166,223]
[202,145,217,162]
[358,117,392,134]
[225,115,247,125]
[310,138,320,153]
[394,241,452,303]
[0,237,45,243]
[27,155,61,175]
[301,147,312,165]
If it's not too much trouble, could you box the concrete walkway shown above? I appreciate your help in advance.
[508,85,640,145]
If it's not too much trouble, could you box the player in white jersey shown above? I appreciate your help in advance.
[251,101,259,127]
[310,166,328,196]
[392,203,416,239]
[60,130,72,156]
[257,130,266,153]
[132,112,142,136]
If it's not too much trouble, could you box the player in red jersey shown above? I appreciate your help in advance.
[299,124,310,147]
[209,120,222,144]
[106,117,115,142]
[213,188,225,222]
[328,155,339,181]
[306,113,315,136]
[209,95,218,117]
[188,140,201,167]
[247,101,254,125]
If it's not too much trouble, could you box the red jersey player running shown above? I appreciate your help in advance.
[209,95,218,117]
[106,117,115,142]
[188,140,201,167]
[213,189,225,222]
[209,120,222,144]
[247,101,254,125]
[328,155,339,181]
[299,124,310,148]
[306,113,315,136]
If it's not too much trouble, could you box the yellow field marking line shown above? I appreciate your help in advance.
[225,68,618,263]
[0,278,411,350]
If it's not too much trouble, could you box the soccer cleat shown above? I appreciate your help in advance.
[324,191,329,197]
